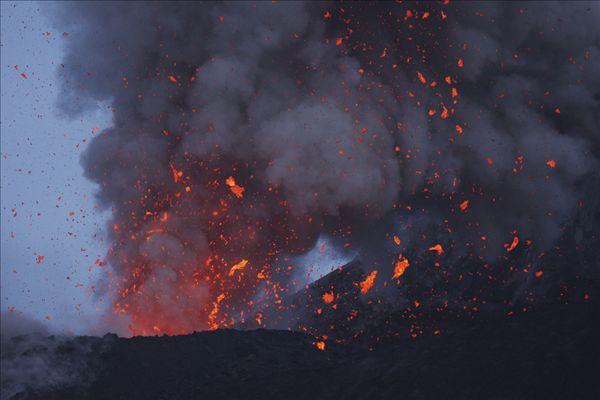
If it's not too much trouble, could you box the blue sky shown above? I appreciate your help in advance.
[1,1,112,334]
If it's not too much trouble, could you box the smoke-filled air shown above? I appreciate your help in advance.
[45,1,599,336]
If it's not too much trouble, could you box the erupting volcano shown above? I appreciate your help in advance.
[47,1,599,340]
[2,1,600,399]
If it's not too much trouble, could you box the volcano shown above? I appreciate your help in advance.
[2,283,598,400]
[39,0,600,337]
[2,1,600,399]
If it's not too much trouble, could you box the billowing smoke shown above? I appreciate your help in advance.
[1,311,113,399]
[47,1,599,334]
[1,311,49,343]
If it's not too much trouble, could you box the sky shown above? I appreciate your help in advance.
[1,1,112,334]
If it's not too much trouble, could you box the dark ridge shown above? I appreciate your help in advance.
[5,301,598,400]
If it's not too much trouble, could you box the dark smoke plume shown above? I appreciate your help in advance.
[47,1,600,334]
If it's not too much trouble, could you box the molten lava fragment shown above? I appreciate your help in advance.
[392,255,409,280]
[228,259,248,277]
[359,270,378,295]
[459,200,469,211]
[225,176,245,198]
[393,235,401,245]
[546,160,556,168]
[255,312,263,326]
[440,106,449,119]
[315,341,326,351]
[429,244,444,255]
[169,162,182,183]
[322,291,334,304]
[505,236,519,252]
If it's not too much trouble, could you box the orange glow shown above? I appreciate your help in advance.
[225,176,245,198]
[315,341,326,351]
[255,312,263,326]
[440,106,449,119]
[169,162,182,183]
[322,291,334,304]
[393,235,401,245]
[546,160,556,168]
[459,200,469,211]
[429,244,444,255]
[208,293,226,330]
[228,259,248,277]
[392,255,409,279]
[505,236,519,252]
[359,270,378,295]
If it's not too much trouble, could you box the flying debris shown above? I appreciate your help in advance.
[46,0,600,338]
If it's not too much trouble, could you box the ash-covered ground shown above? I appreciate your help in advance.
[2,294,598,400]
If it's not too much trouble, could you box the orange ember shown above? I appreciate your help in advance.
[322,291,335,304]
[169,162,182,183]
[225,176,245,198]
[359,270,378,295]
[505,236,519,252]
[228,259,248,277]
[392,255,409,280]
[429,244,444,255]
